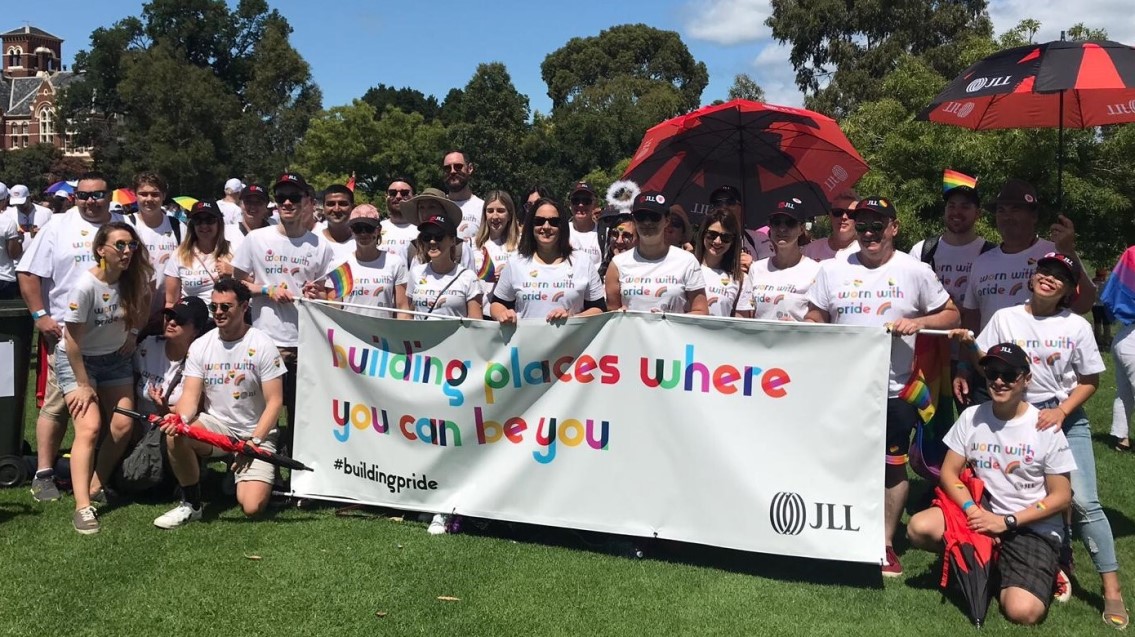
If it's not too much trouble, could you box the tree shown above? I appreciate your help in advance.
[58,0,320,196]
[540,24,708,183]
[0,144,85,195]
[766,0,993,117]
[360,84,440,121]
[727,73,766,102]
[446,63,531,196]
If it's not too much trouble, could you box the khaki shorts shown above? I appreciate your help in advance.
[39,348,67,420]
[196,413,278,485]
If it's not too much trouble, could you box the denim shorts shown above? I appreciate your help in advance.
[54,348,134,395]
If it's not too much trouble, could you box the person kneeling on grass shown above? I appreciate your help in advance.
[907,343,1074,626]
[153,277,286,528]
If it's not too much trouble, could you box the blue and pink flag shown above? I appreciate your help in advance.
[1101,246,1135,326]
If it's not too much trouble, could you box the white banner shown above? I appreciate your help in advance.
[293,302,891,563]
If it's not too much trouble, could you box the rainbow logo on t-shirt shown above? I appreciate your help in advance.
[552,291,565,302]
[654,286,669,297]
[876,302,892,314]
[102,293,111,302]
[68,301,78,311]
[247,348,256,357]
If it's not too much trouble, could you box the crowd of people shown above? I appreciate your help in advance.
[8,153,1133,629]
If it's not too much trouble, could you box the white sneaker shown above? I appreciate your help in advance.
[428,513,450,535]
[154,502,203,529]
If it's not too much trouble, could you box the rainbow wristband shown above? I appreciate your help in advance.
[962,500,976,511]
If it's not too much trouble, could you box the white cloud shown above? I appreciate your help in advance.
[684,0,772,45]
[750,43,805,107]
[988,0,1135,45]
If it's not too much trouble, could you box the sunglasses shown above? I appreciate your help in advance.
[1035,266,1072,283]
[769,217,800,229]
[192,216,219,225]
[443,163,465,173]
[533,216,562,228]
[570,196,594,206]
[419,231,446,243]
[387,189,411,198]
[110,240,140,253]
[350,223,377,234]
[632,210,664,223]
[983,367,1024,385]
[609,230,635,242]
[162,313,185,325]
[704,230,735,243]
[76,190,108,201]
[711,196,740,207]
[830,208,852,217]
[208,302,235,313]
[275,192,303,204]
[855,221,887,233]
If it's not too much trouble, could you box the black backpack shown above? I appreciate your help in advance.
[919,235,996,269]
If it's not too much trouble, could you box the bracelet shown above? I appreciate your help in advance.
[965,341,978,351]
[261,285,269,296]
[30,309,47,320]
[962,500,976,511]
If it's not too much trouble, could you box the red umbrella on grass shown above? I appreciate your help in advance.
[932,468,996,627]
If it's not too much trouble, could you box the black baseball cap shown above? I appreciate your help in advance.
[709,185,741,204]
[993,179,1039,208]
[631,192,669,217]
[1037,252,1080,283]
[273,172,308,192]
[570,181,596,196]
[189,201,222,219]
[851,195,897,218]
[979,342,1030,371]
[241,184,268,201]
[418,213,457,235]
[771,197,806,221]
[163,297,210,333]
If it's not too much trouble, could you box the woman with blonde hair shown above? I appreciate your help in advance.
[164,201,233,306]
[472,190,519,310]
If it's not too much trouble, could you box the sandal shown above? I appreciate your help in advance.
[1115,438,1131,453]
[1104,598,1129,630]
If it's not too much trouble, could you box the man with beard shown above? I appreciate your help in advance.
[5,184,52,252]
[380,177,418,264]
[568,181,602,265]
[18,172,124,501]
[910,172,995,307]
[805,196,959,578]
[707,185,773,272]
[803,189,860,261]
[442,150,483,241]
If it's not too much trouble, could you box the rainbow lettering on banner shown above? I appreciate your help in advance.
[476,247,495,282]
[943,169,977,194]
[327,262,354,299]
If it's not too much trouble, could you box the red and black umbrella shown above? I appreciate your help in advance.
[114,407,313,472]
[918,37,1135,205]
[932,468,996,627]
[622,99,868,229]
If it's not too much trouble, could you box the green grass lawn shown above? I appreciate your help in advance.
[2,354,1133,636]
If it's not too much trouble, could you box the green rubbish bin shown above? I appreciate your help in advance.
[0,299,32,487]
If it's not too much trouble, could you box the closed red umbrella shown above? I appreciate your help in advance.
[933,468,996,627]
[918,37,1135,205]
[622,99,868,229]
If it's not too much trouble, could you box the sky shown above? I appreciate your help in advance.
[11,0,1135,116]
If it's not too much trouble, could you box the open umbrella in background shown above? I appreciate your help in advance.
[918,35,1135,207]
[933,468,996,627]
[111,188,136,207]
[621,99,869,229]
[172,196,198,211]
[44,180,75,195]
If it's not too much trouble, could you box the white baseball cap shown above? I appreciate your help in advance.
[9,184,28,205]
[0,183,9,201]
[224,178,244,194]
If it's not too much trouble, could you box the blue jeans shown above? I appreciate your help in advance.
[1035,398,1119,573]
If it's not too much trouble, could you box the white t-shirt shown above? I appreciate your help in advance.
[569,226,602,266]
[126,213,185,311]
[802,238,859,261]
[164,250,225,303]
[216,199,242,225]
[701,264,740,318]
[807,251,950,397]
[493,253,604,319]
[323,251,409,318]
[17,208,124,322]
[380,218,419,264]
[976,304,1106,403]
[231,226,334,347]
[963,239,1057,330]
[4,203,53,252]
[183,326,286,436]
[451,194,484,241]
[612,246,706,313]
[745,229,775,260]
[909,236,992,306]
[60,271,128,356]
[223,221,275,255]
[473,239,514,308]
[406,262,480,320]
[0,214,19,282]
[944,403,1076,536]
[737,256,822,321]
[134,335,185,417]
[318,228,356,263]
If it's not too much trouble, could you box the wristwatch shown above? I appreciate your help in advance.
[249,436,263,446]
[1004,514,1018,532]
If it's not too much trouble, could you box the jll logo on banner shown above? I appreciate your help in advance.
[769,491,860,535]
[965,76,1012,93]
[1106,100,1135,117]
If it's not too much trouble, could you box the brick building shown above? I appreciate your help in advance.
[0,25,87,157]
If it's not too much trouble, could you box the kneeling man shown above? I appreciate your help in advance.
[154,277,286,528]
[907,343,1074,625]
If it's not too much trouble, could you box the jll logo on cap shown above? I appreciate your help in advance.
[645,194,666,205]
[424,214,446,225]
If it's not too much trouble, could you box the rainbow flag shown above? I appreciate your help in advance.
[476,247,496,282]
[943,169,977,194]
[1101,246,1135,325]
[327,262,353,299]
[900,335,951,423]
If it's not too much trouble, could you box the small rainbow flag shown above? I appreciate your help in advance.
[943,169,977,194]
[476,247,496,282]
[900,334,951,424]
[327,262,353,299]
